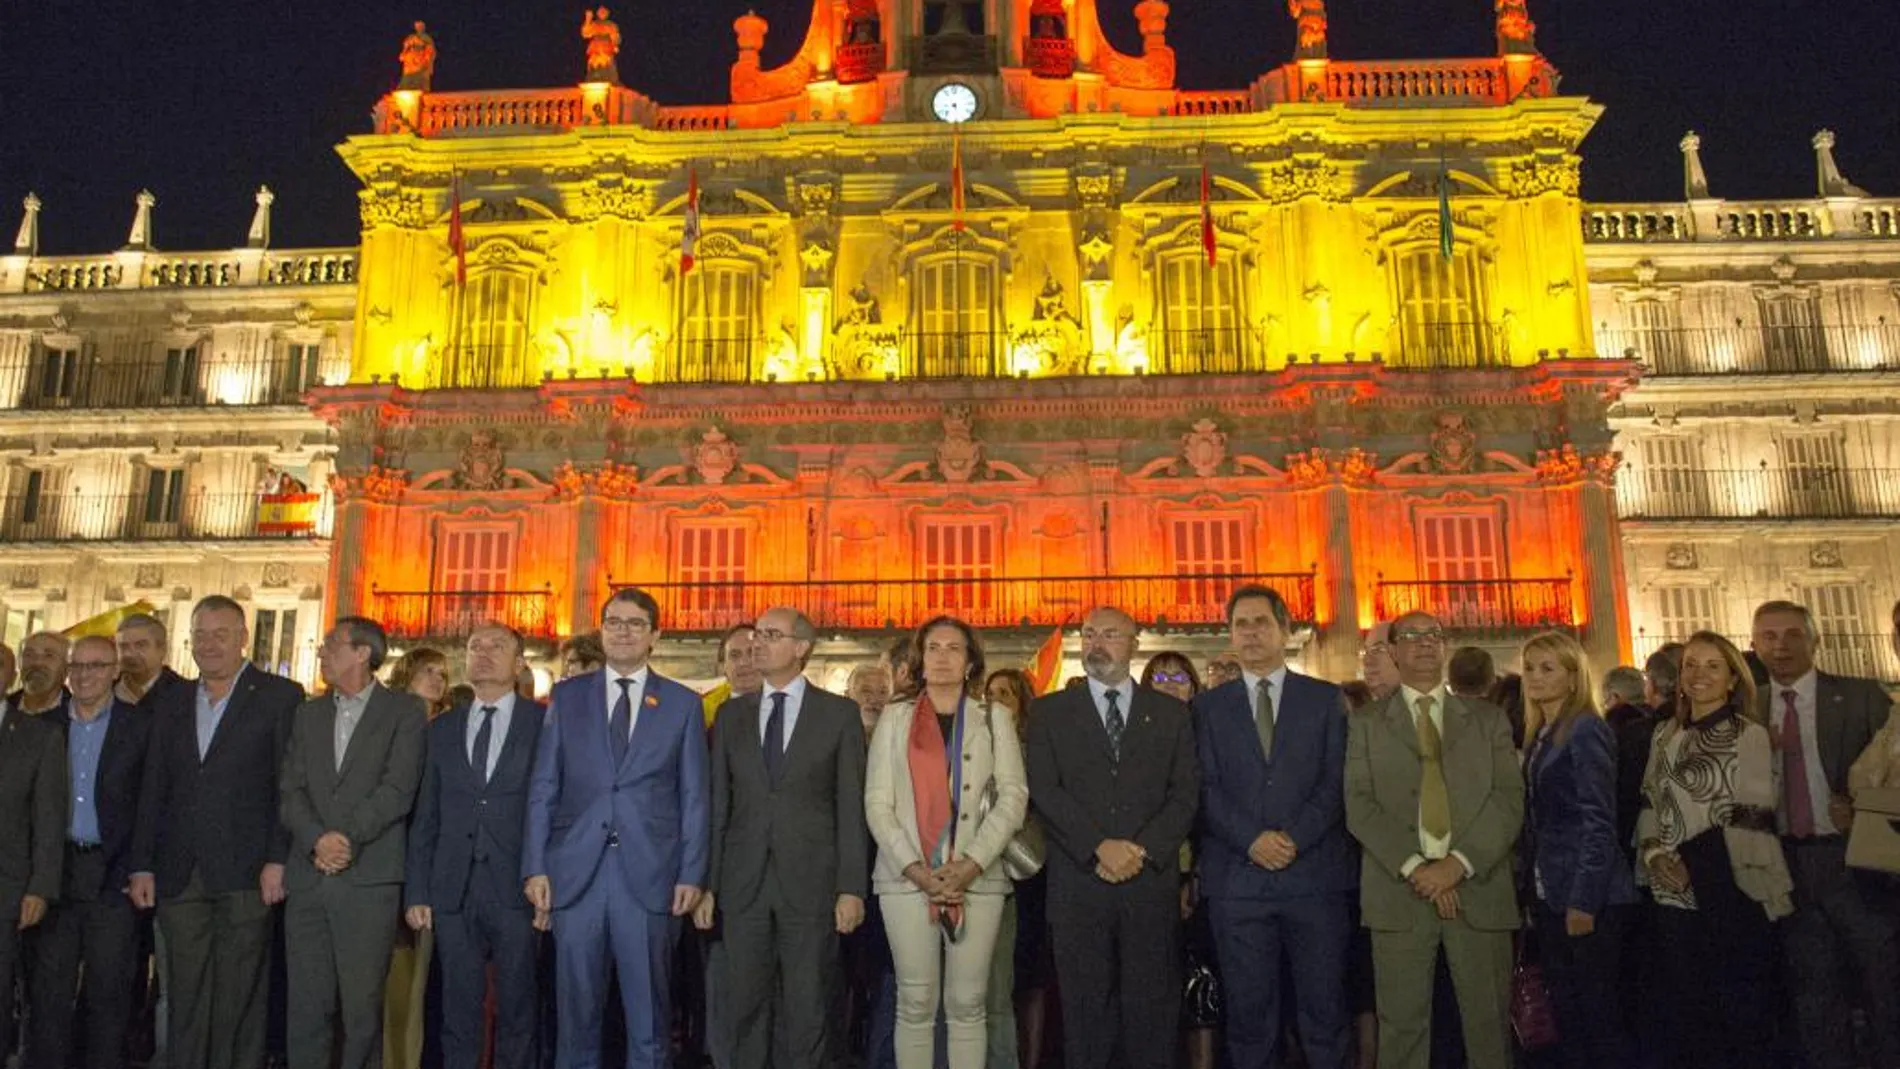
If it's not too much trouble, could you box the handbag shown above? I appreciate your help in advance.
[1848,787,1900,875]
[1509,941,1560,1051]
[975,707,1045,881]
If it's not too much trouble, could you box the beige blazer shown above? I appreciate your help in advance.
[866,697,1027,896]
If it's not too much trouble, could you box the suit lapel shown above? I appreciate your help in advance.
[616,673,665,776]
[733,693,767,782]
[778,686,826,779]
[337,687,391,782]
[1383,691,1422,757]
[495,700,539,783]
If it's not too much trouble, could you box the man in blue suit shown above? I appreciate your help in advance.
[525,588,711,1069]
[406,623,545,1069]
[1194,584,1356,1069]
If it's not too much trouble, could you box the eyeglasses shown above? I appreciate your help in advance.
[753,628,793,644]
[1392,627,1445,645]
[601,616,654,634]
[1360,643,1391,658]
[1150,670,1192,685]
[69,661,117,674]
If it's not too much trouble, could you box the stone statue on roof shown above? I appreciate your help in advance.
[582,7,622,84]
[398,21,436,91]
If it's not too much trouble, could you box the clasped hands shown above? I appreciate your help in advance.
[1094,839,1147,884]
[904,857,982,904]
[313,831,354,876]
[1248,830,1297,871]
[1407,857,1465,921]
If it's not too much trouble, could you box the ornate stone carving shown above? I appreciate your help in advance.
[692,426,741,485]
[1031,274,1078,326]
[1507,154,1581,198]
[10,565,40,589]
[934,404,985,483]
[359,187,427,230]
[837,281,882,328]
[794,180,836,216]
[1339,448,1379,488]
[1664,543,1699,570]
[1262,157,1352,203]
[332,466,409,503]
[1428,412,1478,473]
[575,180,648,222]
[1534,445,1620,486]
[799,239,835,276]
[456,430,507,491]
[551,460,642,500]
[1809,541,1845,569]
[1078,228,1114,273]
[261,562,293,588]
[134,564,165,589]
[1074,172,1114,208]
[1180,418,1228,478]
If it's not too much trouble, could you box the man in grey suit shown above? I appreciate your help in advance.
[1344,611,1522,1069]
[279,616,427,1069]
[1752,600,1899,1069]
[694,606,869,1069]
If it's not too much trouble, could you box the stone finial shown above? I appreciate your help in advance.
[1134,0,1170,52]
[1679,132,1710,200]
[14,193,41,256]
[125,190,157,251]
[1495,0,1537,55]
[1813,130,1868,198]
[733,9,767,57]
[247,186,274,249]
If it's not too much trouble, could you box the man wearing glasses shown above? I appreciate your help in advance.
[526,588,710,1069]
[1194,586,1355,1069]
[695,606,868,1069]
[1025,605,1199,1069]
[27,634,151,1069]
[1344,612,1522,1069]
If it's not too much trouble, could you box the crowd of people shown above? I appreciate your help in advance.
[0,586,1897,1069]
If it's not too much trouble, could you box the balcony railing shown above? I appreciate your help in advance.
[1151,326,1261,375]
[1391,321,1512,369]
[0,492,332,542]
[19,248,357,292]
[1595,324,1900,375]
[425,345,538,390]
[904,332,1005,379]
[1373,579,1575,637]
[1633,633,1900,685]
[1583,199,1900,243]
[610,572,1318,635]
[374,589,559,642]
[667,337,758,385]
[1616,468,1900,521]
[0,350,348,411]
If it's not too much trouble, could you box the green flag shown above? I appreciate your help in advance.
[1438,165,1455,262]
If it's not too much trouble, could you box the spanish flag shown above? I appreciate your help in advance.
[1025,625,1065,696]
[1199,160,1217,266]
[680,164,702,276]
[62,600,158,640]
[950,131,967,231]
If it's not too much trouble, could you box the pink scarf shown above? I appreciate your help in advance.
[907,692,962,930]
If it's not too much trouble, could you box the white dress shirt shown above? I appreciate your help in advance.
[333,681,376,772]
[759,674,809,746]
[1240,665,1289,726]
[1086,675,1133,733]
[465,690,517,782]
[1775,670,1838,836]
[1397,682,1474,877]
[604,665,649,746]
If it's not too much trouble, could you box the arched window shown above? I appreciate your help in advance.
[1156,252,1246,373]
[910,254,999,377]
[1391,246,1497,368]
[445,270,534,388]
[675,264,759,382]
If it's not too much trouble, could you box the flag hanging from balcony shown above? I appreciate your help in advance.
[256,467,319,535]
[1025,625,1065,696]
[1198,160,1219,266]
[1437,162,1456,263]
[680,165,702,276]
[950,131,967,231]
[448,168,468,288]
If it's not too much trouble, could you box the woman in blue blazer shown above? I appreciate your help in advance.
[1519,631,1638,1068]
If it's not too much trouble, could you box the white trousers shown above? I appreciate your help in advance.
[880,890,1007,1069]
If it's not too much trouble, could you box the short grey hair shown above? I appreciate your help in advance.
[1752,600,1819,642]
[117,612,168,642]
[1602,666,1646,706]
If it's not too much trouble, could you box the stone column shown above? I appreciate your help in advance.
[570,495,602,631]
[1576,477,1629,671]
[328,496,371,623]
[1313,480,1361,682]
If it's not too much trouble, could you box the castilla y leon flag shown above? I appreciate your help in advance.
[448,168,467,288]
[1026,625,1065,696]
[680,165,702,275]
[950,131,967,231]
[62,600,158,640]
[1199,160,1217,266]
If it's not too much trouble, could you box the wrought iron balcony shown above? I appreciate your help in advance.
[1596,324,1900,375]
[610,572,1318,635]
[666,336,759,384]
[1150,326,1261,375]
[373,589,559,642]
[0,350,345,411]
[903,331,1005,379]
[1633,632,1900,685]
[1373,578,1575,637]
[1389,321,1512,370]
[1617,468,1900,521]
[0,492,331,542]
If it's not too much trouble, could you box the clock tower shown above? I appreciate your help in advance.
[904,0,1002,122]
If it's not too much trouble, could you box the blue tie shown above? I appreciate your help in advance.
[764,691,787,786]
[471,705,496,785]
[610,679,633,768]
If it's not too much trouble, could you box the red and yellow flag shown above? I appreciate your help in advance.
[950,131,967,231]
[448,168,468,288]
[1199,160,1217,266]
[1025,625,1065,696]
[681,164,703,275]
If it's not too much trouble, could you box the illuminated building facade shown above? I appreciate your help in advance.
[1,0,1893,685]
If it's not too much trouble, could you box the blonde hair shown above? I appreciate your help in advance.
[1519,631,1599,744]
[388,647,452,718]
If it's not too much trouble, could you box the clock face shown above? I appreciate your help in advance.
[932,83,978,123]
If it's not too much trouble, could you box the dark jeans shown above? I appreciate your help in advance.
[1533,903,1629,1069]
[1654,896,1778,1069]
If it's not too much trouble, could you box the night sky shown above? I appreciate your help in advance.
[4,0,1896,255]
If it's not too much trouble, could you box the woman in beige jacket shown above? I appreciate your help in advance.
[866,616,1028,1069]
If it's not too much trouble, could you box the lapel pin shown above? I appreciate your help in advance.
[644,694,660,708]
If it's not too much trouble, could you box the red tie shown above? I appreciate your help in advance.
[1782,689,1815,838]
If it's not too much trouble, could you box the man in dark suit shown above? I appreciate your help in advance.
[1752,600,1899,1069]
[0,639,68,1066]
[1345,612,1522,1069]
[278,616,426,1069]
[694,605,868,1069]
[130,595,304,1069]
[1195,586,1354,1069]
[27,635,152,1069]
[525,588,709,1069]
[1025,605,1199,1069]
[13,629,72,720]
[406,623,544,1069]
